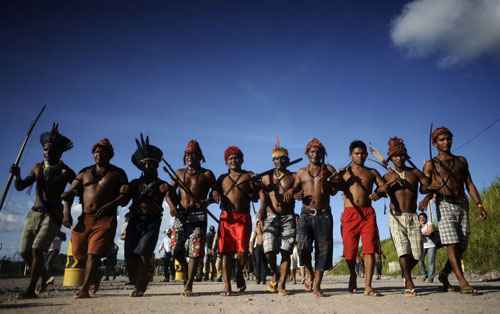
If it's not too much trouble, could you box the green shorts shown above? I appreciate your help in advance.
[19,210,60,254]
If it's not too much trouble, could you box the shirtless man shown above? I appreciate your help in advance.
[258,144,296,295]
[213,146,258,296]
[422,127,487,295]
[62,138,128,298]
[293,138,338,297]
[11,124,75,299]
[164,140,216,296]
[383,137,429,296]
[123,135,169,297]
[339,140,386,296]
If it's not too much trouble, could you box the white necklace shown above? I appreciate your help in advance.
[393,168,406,180]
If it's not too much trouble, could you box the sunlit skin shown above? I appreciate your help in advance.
[340,145,386,296]
[164,150,216,295]
[257,154,295,294]
[213,153,257,295]
[422,132,487,292]
[9,142,75,299]
[291,146,338,297]
[62,144,128,299]
[384,152,429,292]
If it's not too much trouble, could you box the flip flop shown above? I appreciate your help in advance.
[364,289,382,297]
[278,289,289,296]
[438,273,455,292]
[267,281,278,293]
[220,290,236,296]
[403,289,417,297]
[303,280,313,292]
[312,290,326,298]
[460,286,481,296]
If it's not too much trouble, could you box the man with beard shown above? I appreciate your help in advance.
[383,137,429,296]
[339,140,387,296]
[165,140,216,296]
[292,138,339,297]
[258,143,296,295]
[422,127,487,295]
[213,146,258,296]
[11,123,75,299]
[122,135,169,296]
[62,138,128,298]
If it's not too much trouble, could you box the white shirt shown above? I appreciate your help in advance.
[159,236,172,254]
[421,223,436,249]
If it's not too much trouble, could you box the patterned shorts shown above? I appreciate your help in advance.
[436,199,469,247]
[389,213,422,260]
[263,213,296,254]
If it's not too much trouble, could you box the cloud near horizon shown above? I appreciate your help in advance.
[391,0,500,67]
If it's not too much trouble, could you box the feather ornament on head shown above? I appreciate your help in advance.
[39,122,73,154]
[131,134,163,170]
[272,136,288,159]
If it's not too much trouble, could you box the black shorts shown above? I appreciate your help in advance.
[173,218,207,258]
[296,209,333,271]
[125,216,161,257]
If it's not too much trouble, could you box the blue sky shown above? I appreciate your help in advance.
[1,0,499,260]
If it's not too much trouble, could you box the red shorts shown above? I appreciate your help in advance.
[218,210,251,254]
[71,214,117,259]
[341,207,379,261]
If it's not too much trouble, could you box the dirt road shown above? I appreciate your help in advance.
[1,275,499,314]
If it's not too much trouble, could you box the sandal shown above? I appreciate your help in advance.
[403,289,417,297]
[460,286,481,295]
[348,276,358,294]
[220,290,236,296]
[267,281,278,293]
[278,289,289,296]
[364,289,382,297]
[303,279,313,292]
[438,273,455,292]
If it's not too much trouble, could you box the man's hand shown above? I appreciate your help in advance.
[170,207,177,218]
[62,214,73,228]
[95,204,111,219]
[283,189,294,203]
[478,205,488,220]
[369,192,381,201]
[10,164,20,177]
[212,191,221,204]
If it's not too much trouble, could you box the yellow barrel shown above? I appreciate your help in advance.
[174,259,184,281]
[63,241,84,287]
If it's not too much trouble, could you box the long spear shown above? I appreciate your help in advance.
[161,158,220,224]
[0,105,47,211]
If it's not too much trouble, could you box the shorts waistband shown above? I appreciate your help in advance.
[301,208,330,216]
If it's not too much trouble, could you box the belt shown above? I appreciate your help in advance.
[436,195,466,205]
[301,208,330,216]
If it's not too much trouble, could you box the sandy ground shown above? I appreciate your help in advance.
[0,275,499,314]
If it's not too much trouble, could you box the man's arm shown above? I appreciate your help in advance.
[257,177,269,222]
[11,165,36,191]
[369,169,388,201]
[95,170,130,218]
[61,168,77,228]
[420,160,434,194]
[462,158,487,219]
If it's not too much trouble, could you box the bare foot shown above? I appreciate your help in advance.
[74,290,91,299]
[17,290,37,299]
[312,290,325,298]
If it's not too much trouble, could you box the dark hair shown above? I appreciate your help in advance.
[349,140,367,154]
[418,212,428,220]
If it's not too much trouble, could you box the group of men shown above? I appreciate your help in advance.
[10,123,488,299]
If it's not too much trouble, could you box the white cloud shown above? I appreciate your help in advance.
[391,0,500,66]
[0,211,24,232]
